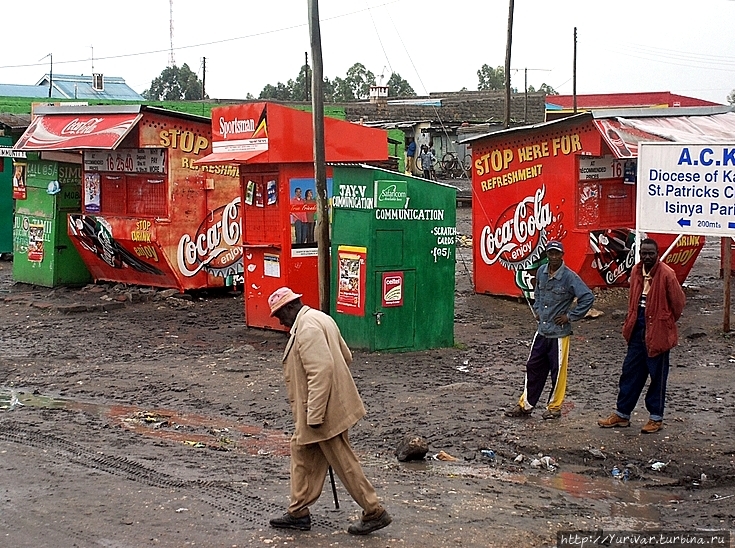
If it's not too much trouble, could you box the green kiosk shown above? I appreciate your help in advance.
[331,165,456,352]
[13,155,91,287]
[0,136,16,256]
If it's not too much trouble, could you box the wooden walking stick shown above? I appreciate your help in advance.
[328,466,339,509]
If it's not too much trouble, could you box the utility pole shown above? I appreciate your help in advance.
[202,57,206,99]
[524,68,528,123]
[308,0,329,314]
[40,53,53,98]
[504,0,514,128]
[573,27,578,114]
[304,51,310,102]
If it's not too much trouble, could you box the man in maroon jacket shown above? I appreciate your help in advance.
[598,238,686,433]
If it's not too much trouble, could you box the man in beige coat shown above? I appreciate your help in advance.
[267,287,392,535]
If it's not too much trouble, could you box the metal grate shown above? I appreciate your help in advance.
[127,175,167,217]
[100,174,126,214]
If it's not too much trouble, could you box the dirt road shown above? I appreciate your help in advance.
[1,207,734,547]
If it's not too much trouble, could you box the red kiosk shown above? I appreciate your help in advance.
[196,102,388,330]
[459,108,735,297]
[14,105,243,291]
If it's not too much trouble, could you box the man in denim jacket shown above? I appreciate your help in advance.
[505,240,595,420]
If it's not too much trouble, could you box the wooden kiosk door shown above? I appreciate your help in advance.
[241,173,283,330]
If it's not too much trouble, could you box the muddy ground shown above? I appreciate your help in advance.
[1,206,734,548]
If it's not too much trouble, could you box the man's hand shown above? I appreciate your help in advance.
[553,313,569,325]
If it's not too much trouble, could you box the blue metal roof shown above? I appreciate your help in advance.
[0,73,144,101]
[0,83,63,98]
[35,74,144,101]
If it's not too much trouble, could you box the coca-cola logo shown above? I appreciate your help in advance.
[479,186,553,270]
[61,118,103,135]
[177,197,243,277]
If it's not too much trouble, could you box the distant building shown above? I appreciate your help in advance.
[545,91,723,120]
[0,74,143,101]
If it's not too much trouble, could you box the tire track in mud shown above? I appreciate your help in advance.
[0,421,342,532]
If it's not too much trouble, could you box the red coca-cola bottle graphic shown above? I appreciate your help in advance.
[606,128,632,157]
[589,229,636,285]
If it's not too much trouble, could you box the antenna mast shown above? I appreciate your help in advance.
[169,0,175,67]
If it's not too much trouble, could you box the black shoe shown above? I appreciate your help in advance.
[269,512,311,531]
[347,510,392,535]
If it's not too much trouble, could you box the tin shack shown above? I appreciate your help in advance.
[195,102,388,330]
[14,105,242,291]
[459,107,735,298]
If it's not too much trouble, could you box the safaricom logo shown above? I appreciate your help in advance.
[379,184,407,202]
[219,117,255,139]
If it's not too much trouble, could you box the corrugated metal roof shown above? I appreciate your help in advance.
[0,113,31,131]
[459,107,735,151]
[33,74,144,101]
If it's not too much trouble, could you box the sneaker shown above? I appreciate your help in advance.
[504,405,533,418]
[641,419,663,434]
[542,408,561,420]
[347,510,392,535]
[597,413,630,428]
[269,512,311,531]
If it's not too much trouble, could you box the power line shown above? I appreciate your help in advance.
[0,1,401,72]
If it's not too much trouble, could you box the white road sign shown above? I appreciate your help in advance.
[637,142,735,237]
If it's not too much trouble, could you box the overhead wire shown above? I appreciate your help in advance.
[0,0,402,71]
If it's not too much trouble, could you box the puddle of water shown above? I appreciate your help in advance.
[401,459,681,522]
[0,388,289,456]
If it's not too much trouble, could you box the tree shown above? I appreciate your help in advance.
[344,63,376,100]
[143,64,206,101]
[538,83,559,96]
[477,64,506,91]
[291,64,311,102]
[386,72,416,97]
[259,82,291,101]
[728,89,735,105]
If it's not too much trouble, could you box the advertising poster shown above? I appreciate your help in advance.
[381,271,404,307]
[289,178,333,246]
[12,163,27,200]
[27,222,45,262]
[84,172,101,212]
[336,245,366,316]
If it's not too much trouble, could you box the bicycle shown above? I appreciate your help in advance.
[440,151,472,179]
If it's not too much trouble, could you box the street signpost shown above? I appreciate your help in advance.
[637,142,735,331]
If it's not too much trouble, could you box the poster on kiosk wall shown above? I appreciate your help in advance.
[336,245,366,316]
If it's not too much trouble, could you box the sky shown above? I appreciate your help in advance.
[2,0,734,104]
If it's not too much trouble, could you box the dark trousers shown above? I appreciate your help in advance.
[615,307,670,421]
[519,332,569,411]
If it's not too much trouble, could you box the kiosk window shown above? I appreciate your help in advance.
[127,176,167,216]
[576,180,634,228]
[96,173,168,217]
[100,175,126,214]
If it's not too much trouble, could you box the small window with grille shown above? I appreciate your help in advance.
[95,173,168,217]
[92,73,104,91]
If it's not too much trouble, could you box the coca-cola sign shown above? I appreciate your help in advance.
[61,117,103,135]
[177,197,243,278]
[15,112,141,151]
[479,186,553,270]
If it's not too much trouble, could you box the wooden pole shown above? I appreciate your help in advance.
[304,51,309,101]
[724,237,732,333]
[504,0,514,129]
[573,27,577,114]
[308,0,330,314]
[524,68,528,123]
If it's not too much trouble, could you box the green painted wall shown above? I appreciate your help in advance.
[331,165,456,352]
[12,159,90,287]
